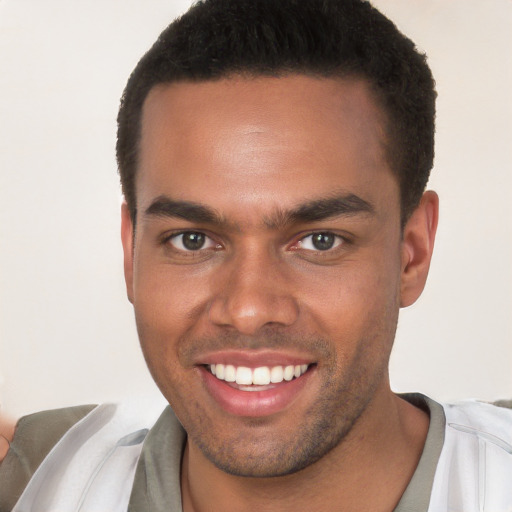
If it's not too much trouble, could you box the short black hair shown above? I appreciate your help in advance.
[117,0,436,224]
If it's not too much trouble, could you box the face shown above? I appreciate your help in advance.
[122,75,413,477]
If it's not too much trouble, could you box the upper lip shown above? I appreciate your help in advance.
[194,349,316,368]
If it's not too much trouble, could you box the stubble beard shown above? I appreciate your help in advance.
[191,374,381,478]
[166,328,393,478]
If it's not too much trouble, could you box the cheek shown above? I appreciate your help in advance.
[132,262,211,370]
[134,257,210,322]
[301,252,402,348]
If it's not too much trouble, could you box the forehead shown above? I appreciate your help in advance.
[137,74,397,218]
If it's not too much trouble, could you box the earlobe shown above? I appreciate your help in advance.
[121,202,135,304]
[400,191,439,307]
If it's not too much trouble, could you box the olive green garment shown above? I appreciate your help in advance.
[0,405,96,511]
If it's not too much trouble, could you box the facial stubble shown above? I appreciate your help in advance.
[163,324,396,478]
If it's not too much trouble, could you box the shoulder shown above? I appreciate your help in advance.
[2,397,168,511]
[428,400,512,509]
[1,404,97,461]
[441,399,512,462]
[0,405,96,510]
[0,404,96,464]
[442,399,512,442]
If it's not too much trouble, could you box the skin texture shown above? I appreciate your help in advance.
[0,416,15,461]
[121,75,438,511]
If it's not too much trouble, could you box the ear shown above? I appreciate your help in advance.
[121,202,135,304]
[400,191,439,307]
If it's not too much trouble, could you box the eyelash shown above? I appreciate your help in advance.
[162,231,221,253]
[293,232,346,252]
[162,230,349,254]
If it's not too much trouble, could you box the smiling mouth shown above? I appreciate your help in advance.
[200,360,315,416]
[207,363,311,389]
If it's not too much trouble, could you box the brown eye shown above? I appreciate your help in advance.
[169,231,216,251]
[311,233,335,250]
[182,232,205,250]
[299,232,341,251]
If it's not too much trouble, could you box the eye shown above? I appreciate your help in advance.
[168,231,218,251]
[298,232,343,251]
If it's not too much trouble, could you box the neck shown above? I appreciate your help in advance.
[181,388,429,512]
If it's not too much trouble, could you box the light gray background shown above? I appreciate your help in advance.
[1,0,511,418]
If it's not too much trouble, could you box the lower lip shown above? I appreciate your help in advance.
[200,366,314,417]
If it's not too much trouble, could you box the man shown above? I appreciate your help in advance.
[1,0,511,511]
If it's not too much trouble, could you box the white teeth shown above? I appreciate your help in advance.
[215,364,224,380]
[270,366,284,383]
[225,364,236,382]
[253,367,271,385]
[208,363,310,386]
[284,365,295,381]
[236,366,253,385]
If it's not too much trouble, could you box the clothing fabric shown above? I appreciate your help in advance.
[429,400,512,510]
[1,394,511,512]
[6,397,167,512]
[0,404,96,511]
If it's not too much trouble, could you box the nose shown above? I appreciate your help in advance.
[208,249,299,335]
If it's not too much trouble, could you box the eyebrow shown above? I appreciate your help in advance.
[266,194,375,228]
[145,196,226,225]
[143,193,375,229]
